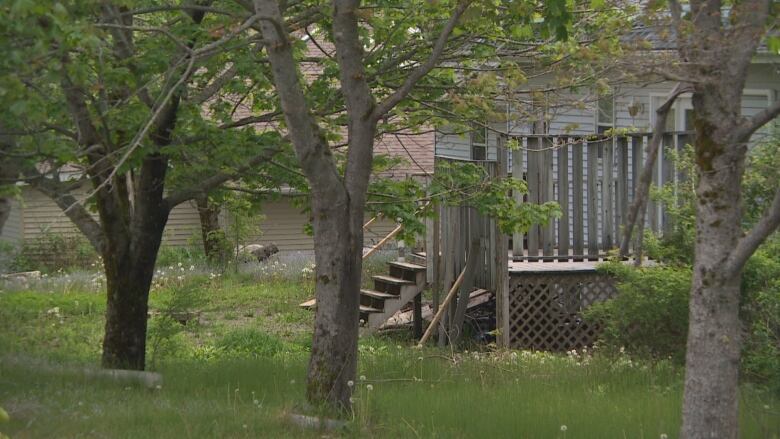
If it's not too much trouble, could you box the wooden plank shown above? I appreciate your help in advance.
[495,136,510,347]
[542,136,554,257]
[526,137,540,257]
[649,137,659,233]
[511,140,524,258]
[587,140,599,258]
[557,138,570,260]
[631,136,643,204]
[602,138,614,250]
[572,139,584,258]
[617,137,629,242]
[662,133,674,236]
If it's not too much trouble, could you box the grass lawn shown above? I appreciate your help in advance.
[1,257,778,438]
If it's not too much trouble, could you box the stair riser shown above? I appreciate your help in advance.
[360,295,386,310]
[373,280,402,295]
[389,266,417,282]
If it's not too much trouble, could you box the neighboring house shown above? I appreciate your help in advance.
[0,131,433,253]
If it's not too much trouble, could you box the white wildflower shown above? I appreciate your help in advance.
[347,380,354,387]
[560,425,567,432]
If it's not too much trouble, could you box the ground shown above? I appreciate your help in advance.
[0,253,778,438]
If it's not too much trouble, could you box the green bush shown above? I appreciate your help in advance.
[12,231,98,273]
[586,262,691,362]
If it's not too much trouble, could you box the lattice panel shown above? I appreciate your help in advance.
[507,272,617,351]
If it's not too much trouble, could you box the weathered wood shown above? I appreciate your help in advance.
[572,140,584,258]
[662,133,674,236]
[557,139,570,260]
[603,138,614,250]
[617,137,629,241]
[542,137,554,257]
[526,137,540,256]
[631,135,643,202]
[495,135,510,347]
[363,224,403,259]
[512,142,524,257]
[413,294,422,339]
[587,140,599,258]
[418,239,480,347]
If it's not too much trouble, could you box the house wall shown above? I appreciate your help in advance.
[0,197,23,245]
[16,188,398,253]
[436,63,779,159]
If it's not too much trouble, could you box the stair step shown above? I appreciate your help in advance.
[372,274,413,286]
[361,289,398,299]
[388,261,426,271]
[299,299,385,314]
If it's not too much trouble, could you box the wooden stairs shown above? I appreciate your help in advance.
[300,257,428,332]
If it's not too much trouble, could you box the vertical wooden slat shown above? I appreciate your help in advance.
[542,136,554,257]
[495,136,510,347]
[631,135,643,203]
[512,140,524,259]
[649,138,659,233]
[603,138,614,250]
[617,137,629,243]
[587,140,599,258]
[662,133,674,236]
[557,138,570,260]
[526,137,540,257]
[572,139,584,259]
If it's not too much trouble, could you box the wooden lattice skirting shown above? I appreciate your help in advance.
[507,272,617,351]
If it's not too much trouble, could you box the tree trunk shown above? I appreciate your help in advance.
[305,184,362,410]
[101,207,169,370]
[195,194,224,262]
[680,111,745,439]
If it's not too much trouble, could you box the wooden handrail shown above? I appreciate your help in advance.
[362,224,402,260]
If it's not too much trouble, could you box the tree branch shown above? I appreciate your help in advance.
[371,0,471,121]
[163,145,281,208]
[724,187,780,277]
[735,98,780,142]
[619,82,693,258]
[29,177,107,253]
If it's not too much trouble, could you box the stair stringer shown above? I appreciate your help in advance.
[365,269,426,332]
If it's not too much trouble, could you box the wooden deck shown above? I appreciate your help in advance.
[509,259,603,273]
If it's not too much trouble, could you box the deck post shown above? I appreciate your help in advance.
[495,135,510,347]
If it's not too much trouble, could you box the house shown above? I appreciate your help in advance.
[434,25,779,258]
[0,131,433,254]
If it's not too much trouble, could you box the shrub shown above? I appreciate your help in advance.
[585,262,691,362]
[12,231,98,273]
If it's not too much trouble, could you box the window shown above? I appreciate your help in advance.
[596,94,614,134]
[470,124,487,160]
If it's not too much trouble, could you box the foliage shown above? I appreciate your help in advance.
[586,261,691,362]
[743,133,780,228]
[12,231,99,273]
[147,279,207,369]
[741,234,780,394]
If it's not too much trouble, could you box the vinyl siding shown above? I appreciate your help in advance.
[436,64,778,158]
[0,197,22,244]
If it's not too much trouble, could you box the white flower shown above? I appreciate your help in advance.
[347,380,354,387]
[359,375,366,381]
[560,425,567,432]
[660,434,668,439]
[189,265,195,271]
[349,397,355,404]
[177,262,182,267]
[366,384,373,391]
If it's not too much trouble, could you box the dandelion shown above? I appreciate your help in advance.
[347,380,354,387]
[359,375,366,381]
[660,434,668,439]
[560,425,567,432]
[366,384,373,391]
[242,424,248,429]
[349,397,355,404]
[289,379,296,384]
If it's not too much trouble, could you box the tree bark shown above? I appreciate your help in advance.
[681,104,745,438]
[195,194,225,262]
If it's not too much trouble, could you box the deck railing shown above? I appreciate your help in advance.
[511,131,694,261]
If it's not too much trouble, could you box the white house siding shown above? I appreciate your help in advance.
[435,63,778,248]
[0,197,23,245]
